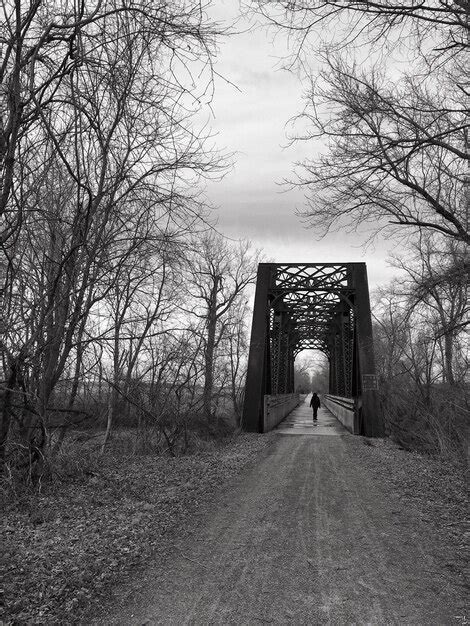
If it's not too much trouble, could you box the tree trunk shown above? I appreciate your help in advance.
[101,392,115,455]
[443,332,456,386]
[101,327,120,454]
[51,342,84,456]
[202,275,220,421]
[0,361,18,470]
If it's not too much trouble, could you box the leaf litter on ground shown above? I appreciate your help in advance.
[2,432,468,624]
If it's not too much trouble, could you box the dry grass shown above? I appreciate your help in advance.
[2,431,276,624]
[380,383,469,462]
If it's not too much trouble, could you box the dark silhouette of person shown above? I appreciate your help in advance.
[310,392,321,421]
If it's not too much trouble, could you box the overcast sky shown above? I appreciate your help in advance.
[201,2,406,289]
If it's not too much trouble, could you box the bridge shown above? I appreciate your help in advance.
[242,263,384,437]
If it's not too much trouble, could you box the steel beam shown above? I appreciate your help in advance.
[242,264,272,432]
[349,264,384,437]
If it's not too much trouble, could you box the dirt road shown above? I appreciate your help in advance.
[94,407,464,625]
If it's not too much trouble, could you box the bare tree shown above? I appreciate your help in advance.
[0,0,221,245]
[255,0,469,62]
[253,0,469,245]
[390,235,469,386]
[185,234,260,421]
[372,265,469,456]
[100,236,184,452]
[254,0,469,457]
[293,59,469,244]
[225,299,251,423]
[0,1,224,473]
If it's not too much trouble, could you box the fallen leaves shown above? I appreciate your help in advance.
[2,433,275,625]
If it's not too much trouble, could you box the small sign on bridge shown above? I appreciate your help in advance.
[362,374,378,391]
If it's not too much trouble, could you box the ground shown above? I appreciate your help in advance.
[2,413,468,625]
[2,434,275,624]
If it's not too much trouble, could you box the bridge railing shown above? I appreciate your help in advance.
[323,394,358,434]
[263,393,300,432]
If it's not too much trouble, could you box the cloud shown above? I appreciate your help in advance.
[203,6,402,290]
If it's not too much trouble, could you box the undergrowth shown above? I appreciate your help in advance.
[380,383,469,463]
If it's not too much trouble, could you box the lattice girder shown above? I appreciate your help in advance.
[243,263,384,437]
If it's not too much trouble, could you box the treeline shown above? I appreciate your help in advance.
[373,237,468,457]
[0,1,261,481]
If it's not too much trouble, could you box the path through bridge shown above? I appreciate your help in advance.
[275,397,345,436]
[94,397,460,625]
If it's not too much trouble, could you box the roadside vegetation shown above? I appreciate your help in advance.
[1,0,262,486]
[0,4,262,618]
[2,432,276,624]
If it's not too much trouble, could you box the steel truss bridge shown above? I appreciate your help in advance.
[242,263,384,437]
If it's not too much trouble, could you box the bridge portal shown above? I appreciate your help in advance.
[242,263,384,437]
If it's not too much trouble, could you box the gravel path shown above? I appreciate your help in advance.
[92,428,468,625]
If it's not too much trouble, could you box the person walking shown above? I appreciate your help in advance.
[310,392,321,422]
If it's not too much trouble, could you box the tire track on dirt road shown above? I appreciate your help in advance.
[93,433,463,625]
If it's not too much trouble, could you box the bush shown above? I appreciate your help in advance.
[380,381,469,461]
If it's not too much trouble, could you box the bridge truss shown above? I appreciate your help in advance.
[242,263,384,437]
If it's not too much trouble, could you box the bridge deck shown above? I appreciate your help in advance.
[275,396,347,436]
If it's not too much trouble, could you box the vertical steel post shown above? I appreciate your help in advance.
[279,312,290,393]
[350,264,385,437]
[288,343,295,393]
[242,264,272,432]
[327,329,336,394]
